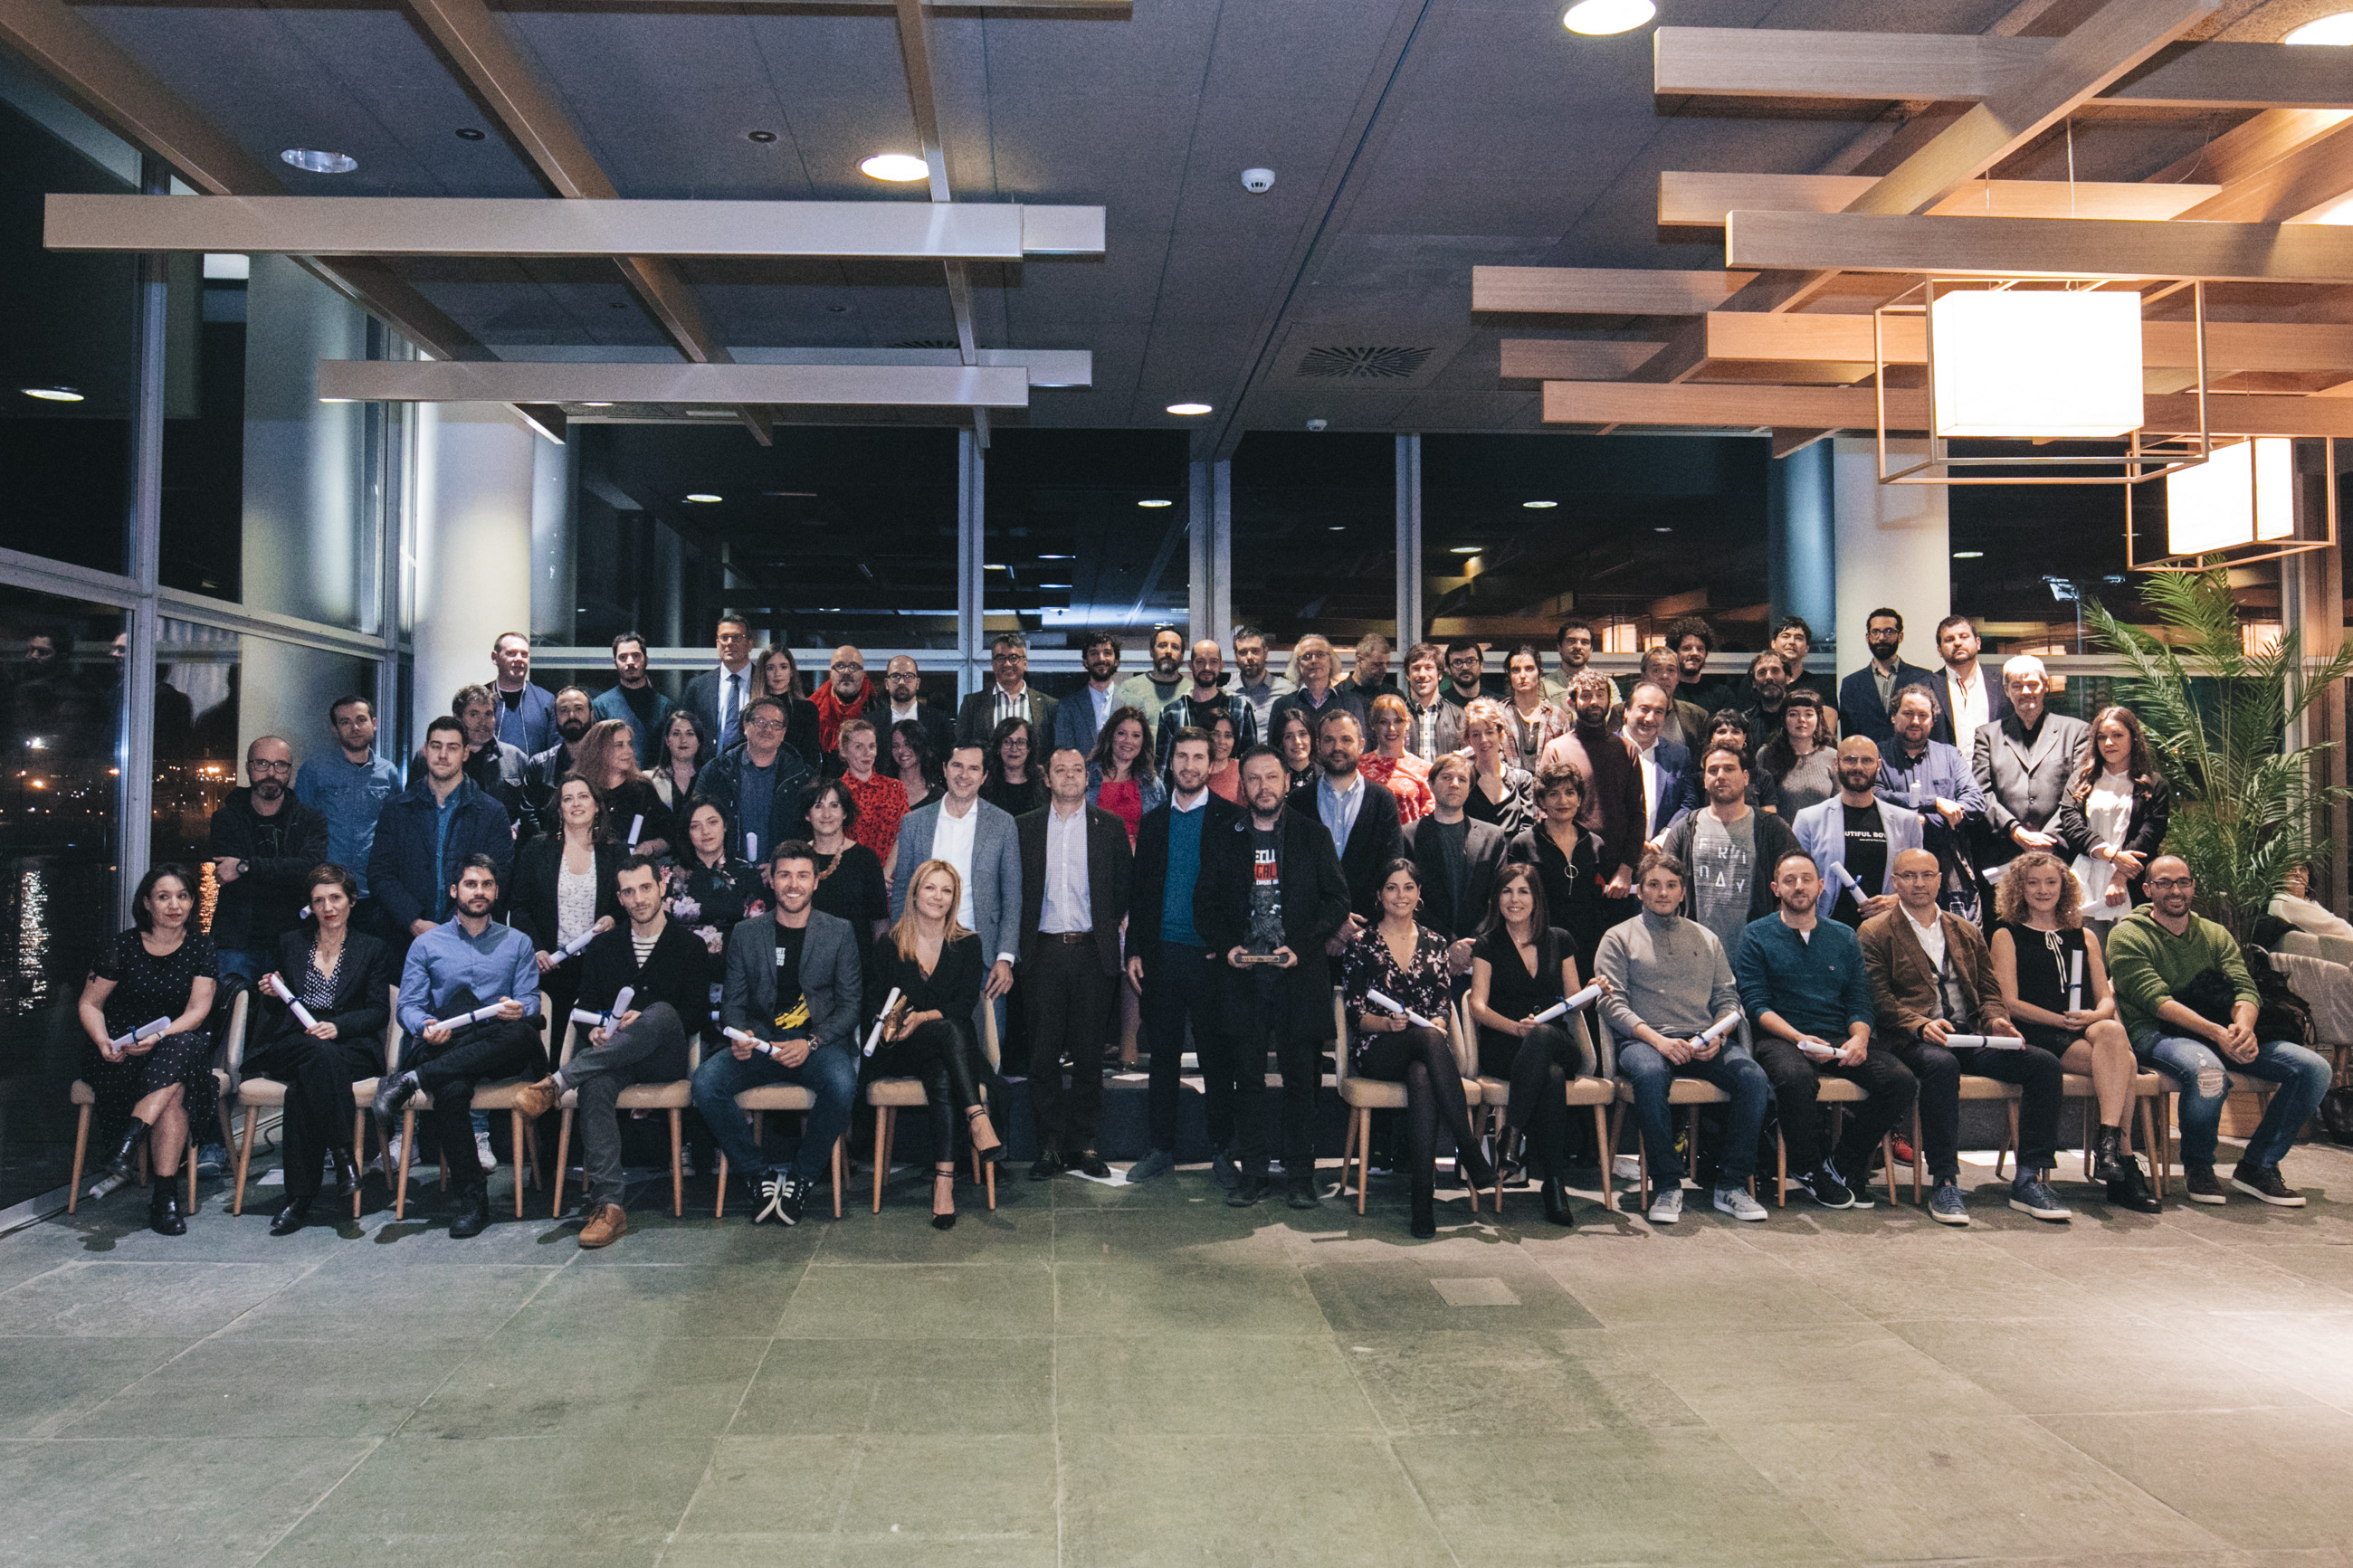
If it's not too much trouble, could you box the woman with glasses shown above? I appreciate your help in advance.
[981,715,1046,818]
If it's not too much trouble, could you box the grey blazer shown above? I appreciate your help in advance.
[1970,711,2091,867]
[721,909,863,1052]
[890,796,1024,967]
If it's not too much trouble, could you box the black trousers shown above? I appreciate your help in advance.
[867,1017,989,1165]
[243,1022,380,1203]
[1888,1035,2066,1179]
[1234,1025,1320,1178]
[1141,941,1225,1154]
[411,988,545,1187]
[1477,1022,1586,1180]
[1751,1039,1917,1178]
[1355,1025,1478,1193]
[1025,936,1112,1153]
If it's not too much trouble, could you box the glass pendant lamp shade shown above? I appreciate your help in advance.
[1929,289,2144,440]
[2165,437,2294,556]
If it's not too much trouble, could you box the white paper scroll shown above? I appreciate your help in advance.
[627,813,644,850]
[2067,949,2084,1014]
[264,973,319,1031]
[1367,988,1438,1030]
[568,985,636,1030]
[109,1015,173,1050]
[1529,982,1605,1025]
[1833,863,1866,899]
[1939,1033,2024,1050]
[862,986,905,1057]
[1698,1012,1740,1045]
[554,924,600,962]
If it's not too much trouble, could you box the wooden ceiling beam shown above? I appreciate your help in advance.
[1541,381,2353,438]
[2177,116,2353,223]
[1659,171,2216,227]
[1701,312,2353,375]
[1724,209,2353,285]
[1472,267,1758,316]
[1499,340,1666,379]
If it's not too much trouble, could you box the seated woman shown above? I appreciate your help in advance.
[1205,709,1243,803]
[1467,861,1590,1228]
[1462,698,1535,835]
[77,863,220,1235]
[864,859,1005,1229]
[806,776,890,944]
[1988,849,2160,1213]
[980,716,1046,818]
[249,864,394,1234]
[1360,694,1436,825]
[1342,858,1493,1237]
[511,773,620,1059]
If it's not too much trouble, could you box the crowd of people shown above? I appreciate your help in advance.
[74,608,2336,1244]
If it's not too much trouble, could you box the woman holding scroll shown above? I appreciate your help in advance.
[512,774,621,1062]
[1467,861,1590,1227]
[863,859,1003,1230]
[1989,849,2160,1213]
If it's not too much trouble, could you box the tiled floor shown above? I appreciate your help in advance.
[5,1142,2353,1567]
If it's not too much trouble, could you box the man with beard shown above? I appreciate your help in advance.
[813,645,878,759]
[1536,670,1645,900]
[209,734,329,990]
[295,695,404,933]
[1543,617,1617,708]
[1735,651,1795,751]
[524,687,596,829]
[490,631,557,755]
[1155,639,1257,772]
[1792,736,1923,929]
[1342,633,1396,709]
[1052,632,1124,757]
[1398,642,1464,763]
[1229,625,1291,736]
[1665,616,1733,716]
[1837,607,1938,749]
[590,632,674,767]
[1875,684,1986,919]
[1115,625,1188,746]
[440,684,533,829]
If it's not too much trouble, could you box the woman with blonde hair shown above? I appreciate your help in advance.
[1462,698,1535,835]
[1988,848,2159,1212]
[864,858,1002,1228]
[1361,693,1435,825]
[573,717,675,859]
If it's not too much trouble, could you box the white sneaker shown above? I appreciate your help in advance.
[1613,1155,1643,1183]
[1647,1186,1683,1224]
[381,1134,412,1177]
[473,1129,498,1171]
[1713,1185,1767,1222]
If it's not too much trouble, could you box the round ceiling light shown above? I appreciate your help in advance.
[1522,499,1558,508]
[1561,0,1656,36]
[2284,13,2353,43]
[1138,499,1174,508]
[280,147,357,175]
[685,493,722,504]
[22,386,83,402]
[1166,402,1213,415]
[580,401,614,408]
[1952,549,1986,559]
[860,153,929,182]
[1449,545,1482,555]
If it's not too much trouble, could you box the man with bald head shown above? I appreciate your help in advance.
[1155,638,1257,772]
[813,644,878,758]
[1791,736,1924,928]
[211,734,331,992]
[1862,848,2067,1225]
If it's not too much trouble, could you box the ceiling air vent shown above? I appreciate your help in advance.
[1297,345,1434,379]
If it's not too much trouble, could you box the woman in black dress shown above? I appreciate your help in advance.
[1466,861,1590,1228]
[805,777,890,942]
[76,863,220,1234]
[890,720,944,813]
[648,708,710,814]
[1506,761,1607,977]
[980,716,1046,818]
[1462,699,1536,835]
[576,718,676,859]
[249,864,394,1234]
[665,798,766,1033]
[1342,858,1493,1237]
[864,858,1004,1229]
[1272,707,1319,800]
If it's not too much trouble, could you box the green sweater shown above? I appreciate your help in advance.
[2101,905,2255,1043]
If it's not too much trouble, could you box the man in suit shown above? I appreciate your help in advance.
[1621,680,1700,841]
[1308,708,1403,947]
[1929,614,2011,753]
[1017,747,1134,1181]
[1862,849,2067,1227]
[689,841,862,1227]
[590,632,674,767]
[1876,683,1986,919]
[1971,653,2091,881]
[1637,646,1712,754]
[956,632,1059,747]
[1791,736,1925,927]
[1837,607,1939,749]
[680,615,757,753]
[876,655,954,777]
[1405,753,1506,969]
[1196,746,1351,1210]
[891,741,1023,1030]
[1050,632,1123,759]
[490,632,557,755]
[434,684,532,829]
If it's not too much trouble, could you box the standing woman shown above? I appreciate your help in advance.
[1462,698,1536,835]
[666,798,765,1033]
[576,717,675,860]
[1360,694,1437,826]
[1087,706,1166,843]
[649,708,710,813]
[1272,706,1319,799]
[2057,705,2169,947]
[1205,709,1243,803]
[1343,858,1493,1237]
[1466,861,1589,1227]
[981,716,1046,818]
[77,863,219,1234]
[891,720,944,813]
[865,860,1004,1230]
[805,776,891,944]
[1756,690,1835,818]
[1501,645,1567,771]
[1990,849,2160,1212]
[248,864,393,1234]
[834,718,907,870]
[1507,763,1607,976]
[512,774,621,1059]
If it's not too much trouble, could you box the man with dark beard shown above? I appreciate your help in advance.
[209,734,329,991]
[524,686,596,830]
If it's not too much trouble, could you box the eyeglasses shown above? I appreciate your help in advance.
[2147,877,2195,890]
[744,718,785,734]
[831,660,864,673]
[248,760,292,774]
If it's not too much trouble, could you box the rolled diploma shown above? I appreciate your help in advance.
[1367,988,1438,1030]
[1939,1033,2022,1050]
[110,1015,173,1050]
[1529,982,1605,1025]
[1792,1036,1838,1059]
[862,987,905,1057]
[1698,1012,1740,1045]
[568,985,635,1029]
[745,832,757,865]
[449,1002,505,1029]
[1833,863,1866,899]
[265,974,319,1031]
[2067,949,2084,1013]
[724,1026,790,1061]
[627,813,644,849]
[555,925,599,962]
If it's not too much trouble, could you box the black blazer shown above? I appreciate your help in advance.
[577,917,713,1025]
[262,927,395,1069]
[1196,804,1351,1043]
[1321,776,1405,921]
[865,931,984,1035]
[1405,813,1509,943]
[2054,774,2172,907]
[1929,667,2015,750]
[509,836,624,954]
[1836,660,1940,749]
[1016,803,1135,978]
[1129,794,1241,953]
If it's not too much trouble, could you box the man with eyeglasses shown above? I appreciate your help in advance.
[878,655,953,776]
[2105,856,2333,1207]
[695,696,813,865]
[210,734,329,992]
[814,644,878,759]
[956,632,1058,746]
[1969,653,2089,881]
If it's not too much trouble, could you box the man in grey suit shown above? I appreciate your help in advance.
[690,841,862,1226]
[1970,653,2091,881]
[891,741,1024,1026]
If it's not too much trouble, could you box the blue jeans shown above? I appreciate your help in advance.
[690,1040,857,1183]
[216,946,271,991]
[1618,1041,1768,1187]
[2134,1030,2331,1168]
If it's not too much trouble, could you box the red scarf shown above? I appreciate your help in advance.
[814,678,875,753]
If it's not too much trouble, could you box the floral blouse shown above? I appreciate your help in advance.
[1360,753,1435,826]
[1339,922,1454,1061]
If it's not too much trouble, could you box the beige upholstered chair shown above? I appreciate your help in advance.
[1596,1012,1760,1212]
[866,1003,1000,1213]
[68,989,242,1217]
[1332,987,1483,1216]
[1469,995,1614,1215]
[393,1010,548,1221]
[229,983,395,1218]
[546,1022,702,1220]
[1775,1076,1901,1208]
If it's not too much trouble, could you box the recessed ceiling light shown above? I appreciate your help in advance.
[1953,549,1985,559]
[1167,402,1213,415]
[280,147,357,175]
[685,493,722,503]
[860,152,929,182]
[1449,545,1482,555]
[748,129,778,144]
[2284,13,2353,44]
[1038,583,1072,590]
[1039,553,1076,560]
[22,386,83,402]
[1653,526,1673,533]
[1523,499,1558,508]
[580,401,613,408]
[1138,499,1174,508]
[1327,525,1347,531]
[454,128,486,142]
[984,563,1008,572]
[1561,0,1656,36]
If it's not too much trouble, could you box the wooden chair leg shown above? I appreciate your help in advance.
[1338,1106,1358,1205]
[233,1101,260,1216]
[511,1110,527,1218]
[1355,1107,1370,1215]
[68,1102,90,1214]
[1882,1135,1900,1208]
[395,1107,414,1219]
[550,1110,572,1220]
[1593,1106,1612,1212]
[872,1105,889,1213]
[668,1109,684,1218]
[2139,1095,2164,1201]
[831,1128,844,1218]
[1776,1130,1787,1208]
[186,1148,197,1213]
[714,1150,729,1218]
[1913,1108,1926,1202]
[352,1107,367,1219]
[2006,1101,2022,1183]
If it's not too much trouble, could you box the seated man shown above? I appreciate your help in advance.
[514,854,711,1249]
[691,841,862,1225]
[1860,849,2068,1227]
[374,854,544,1239]
[2105,854,2333,1206]
[1736,850,1917,1210]
[1595,850,1768,1224]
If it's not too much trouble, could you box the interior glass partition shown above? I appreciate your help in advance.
[1230,432,1396,647]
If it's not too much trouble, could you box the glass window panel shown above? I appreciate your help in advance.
[1949,484,2147,659]
[1232,432,1395,646]
[0,585,125,1208]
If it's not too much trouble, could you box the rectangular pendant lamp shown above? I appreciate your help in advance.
[1929,289,2144,439]
[2164,436,2294,555]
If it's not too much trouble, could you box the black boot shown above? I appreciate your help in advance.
[2091,1125,2131,1184]
[269,1196,312,1236]
[370,1070,420,1124]
[95,1118,148,1188]
[1456,1137,1497,1193]
[330,1149,360,1200]
[2105,1157,2163,1215]
[1541,1174,1575,1229]
[148,1176,186,1237]
[1408,1179,1436,1240]
[1495,1127,1528,1189]
[448,1182,491,1239]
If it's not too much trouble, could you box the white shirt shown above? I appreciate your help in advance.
[932,797,981,930]
[1087,683,1114,733]
[1041,804,1092,933]
[1906,904,1946,975]
[1631,737,1661,834]
[890,698,922,726]
[2076,769,2135,915]
[1945,666,1989,753]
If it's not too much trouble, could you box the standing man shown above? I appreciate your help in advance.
[956,632,1058,746]
[447,684,534,828]
[373,854,542,1238]
[1971,653,2091,883]
[1666,616,1731,716]
[1930,614,2010,753]
[877,655,954,774]
[1877,684,1986,920]
[1017,747,1134,1182]
[1311,709,1404,942]
[1769,617,1834,705]
[294,694,402,935]
[681,615,757,753]
[1641,646,1711,754]
[813,646,877,758]
[1440,638,1491,708]
[490,632,556,755]
[1156,639,1256,772]
[1269,634,1355,736]
[1734,652,1795,750]
[1622,681,1700,842]
[1837,608,1938,749]
[1230,626,1291,736]
[1052,632,1123,758]
[209,735,329,990]
[1399,642,1465,764]
[691,842,862,1226]
[1736,851,1917,1210]
[523,686,596,828]
[591,632,674,767]
[1127,727,1237,1183]
[1405,753,1507,971]
[890,742,1022,1031]
[1655,743,1802,968]
[1792,736,1923,927]
[694,696,814,866]
[1197,746,1350,1210]
[1537,671,1645,899]
[1341,633,1396,709]
[1115,625,1188,743]
[367,717,516,951]
[1544,617,1617,707]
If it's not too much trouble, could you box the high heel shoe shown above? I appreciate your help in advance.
[1495,1127,1528,1190]
[1456,1138,1497,1193]
[930,1166,958,1231]
[1408,1180,1436,1240]
[964,1105,1003,1158]
[1541,1174,1575,1229]
[148,1176,186,1237]
[330,1150,360,1200]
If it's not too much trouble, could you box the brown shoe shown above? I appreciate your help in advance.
[511,1076,562,1121]
[577,1202,627,1249]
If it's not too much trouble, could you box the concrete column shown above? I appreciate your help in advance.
[412,403,535,739]
[1768,439,1836,652]
[1832,437,1950,682]
[1187,460,1212,643]
[1395,435,1423,645]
